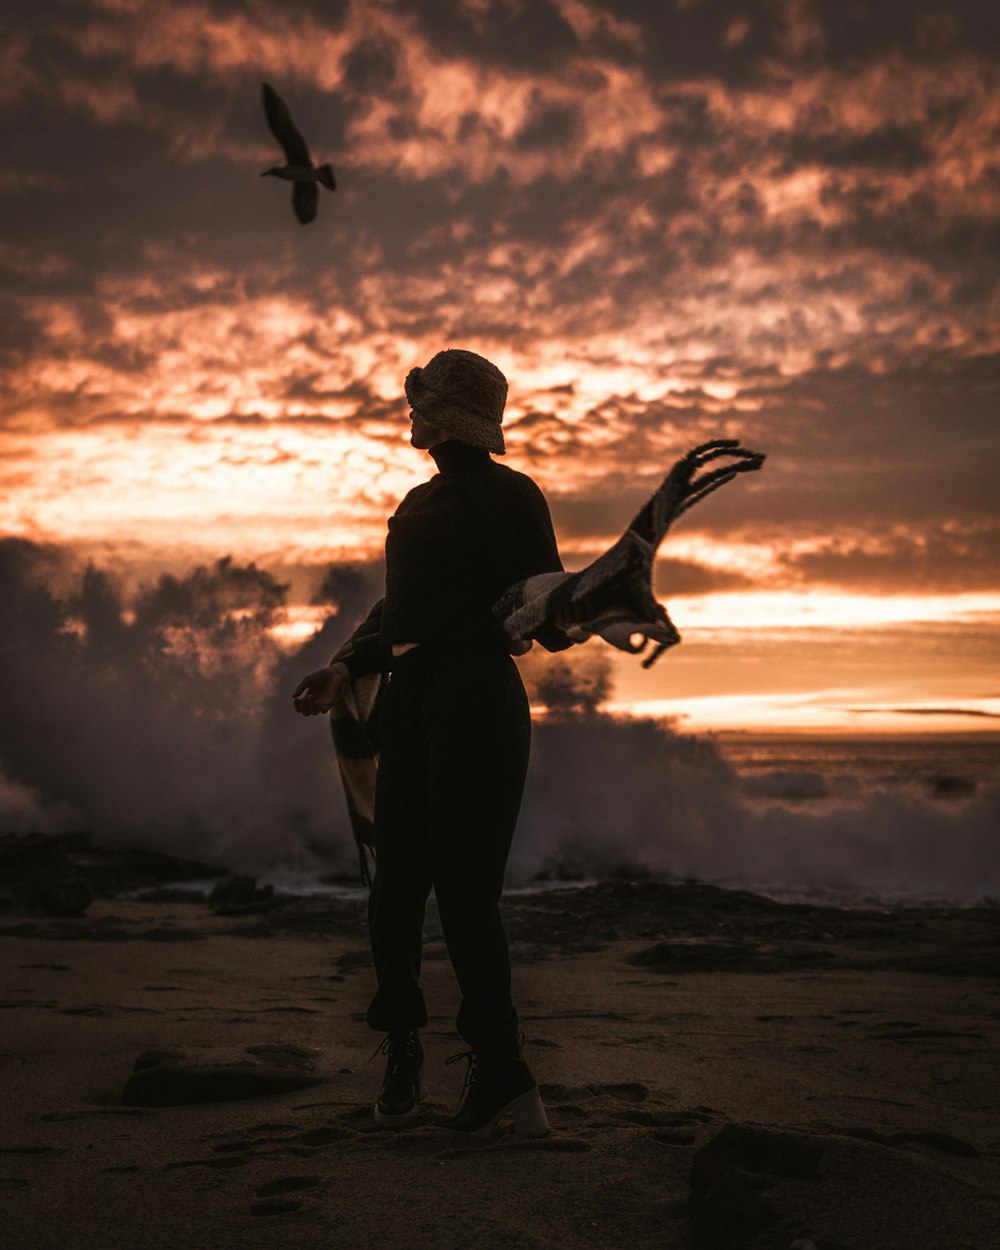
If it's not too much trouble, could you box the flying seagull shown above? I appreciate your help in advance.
[260,81,336,225]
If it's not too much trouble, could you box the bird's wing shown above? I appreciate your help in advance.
[293,181,319,224]
[262,82,312,165]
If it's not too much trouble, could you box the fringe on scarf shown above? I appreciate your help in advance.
[327,619,385,887]
[495,438,765,666]
[327,439,764,884]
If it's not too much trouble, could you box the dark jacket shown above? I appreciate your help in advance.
[342,440,565,676]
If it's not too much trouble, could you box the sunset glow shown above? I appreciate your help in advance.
[605,693,1000,737]
[2,0,998,734]
[668,592,1000,632]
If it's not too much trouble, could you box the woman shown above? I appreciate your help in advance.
[293,349,569,1137]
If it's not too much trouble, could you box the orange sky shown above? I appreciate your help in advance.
[2,0,998,732]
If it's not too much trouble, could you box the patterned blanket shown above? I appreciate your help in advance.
[328,439,764,882]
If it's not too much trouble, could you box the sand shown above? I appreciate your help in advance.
[2,884,999,1250]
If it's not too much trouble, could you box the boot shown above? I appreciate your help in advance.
[441,1038,550,1138]
[373,1029,424,1127]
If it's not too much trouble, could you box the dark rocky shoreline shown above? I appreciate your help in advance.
[2,832,997,977]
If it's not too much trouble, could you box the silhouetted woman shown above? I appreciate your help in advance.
[293,349,568,1136]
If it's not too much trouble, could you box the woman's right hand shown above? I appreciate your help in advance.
[292,663,350,716]
[553,592,599,633]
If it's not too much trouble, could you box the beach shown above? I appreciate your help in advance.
[2,869,998,1250]
[4,3,1000,1246]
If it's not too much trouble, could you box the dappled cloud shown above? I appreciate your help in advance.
[1,0,998,721]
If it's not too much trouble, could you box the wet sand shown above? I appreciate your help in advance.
[2,884,999,1250]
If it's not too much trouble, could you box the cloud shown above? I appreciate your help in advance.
[0,535,388,866]
[849,706,1000,720]
[777,525,1000,594]
[0,0,997,620]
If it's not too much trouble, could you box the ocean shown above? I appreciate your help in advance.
[5,723,997,911]
[511,726,998,907]
[266,730,1000,910]
[718,734,1000,808]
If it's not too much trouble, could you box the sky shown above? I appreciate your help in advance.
[2,0,998,733]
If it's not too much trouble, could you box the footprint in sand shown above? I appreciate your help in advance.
[650,1129,698,1146]
[166,1155,253,1170]
[539,1082,649,1103]
[207,1122,356,1162]
[588,1082,649,1102]
[0,1146,65,1157]
[870,1026,985,1041]
[435,1139,591,1160]
[256,1175,322,1196]
[336,950,372,975]
[250,1175,322,1217]
[298,1126,353,1147]
[40,1109,147,1122]
[619,1108,716,1128]
[251,1199,302,1216]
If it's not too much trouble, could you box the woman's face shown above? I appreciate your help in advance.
[409,409,444,450]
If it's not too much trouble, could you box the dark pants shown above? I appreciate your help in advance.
[366,641,531,1050]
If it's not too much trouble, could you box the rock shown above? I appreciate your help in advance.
[243,1044,319,1069]
[694,1123,825,1180]
[0,832,227,902]
[122,1047,323,1107]
[925,773,976,799]
[133,1049,188,1072]
[689,1124,824,1250]
[0,834,92,916]
[28,877,92,917]
[688,1158,781,1249]
[140,928,207,942]
[209,875,274,909]
[212,896,288,917]
[134,888,207,903]
[895,1130,980,1158]
[689,1122,997,1250]
[63,836,227,895]
[122,1061,322,1107]
[628,940,763,972]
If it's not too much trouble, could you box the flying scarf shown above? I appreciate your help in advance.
[328,439,764,883]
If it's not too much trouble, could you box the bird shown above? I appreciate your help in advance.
[260,81,336,225]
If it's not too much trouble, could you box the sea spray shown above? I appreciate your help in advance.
[0,539,377,870]
[515,711,739,882]
[1,538,997,904]
[515,702,999,902]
